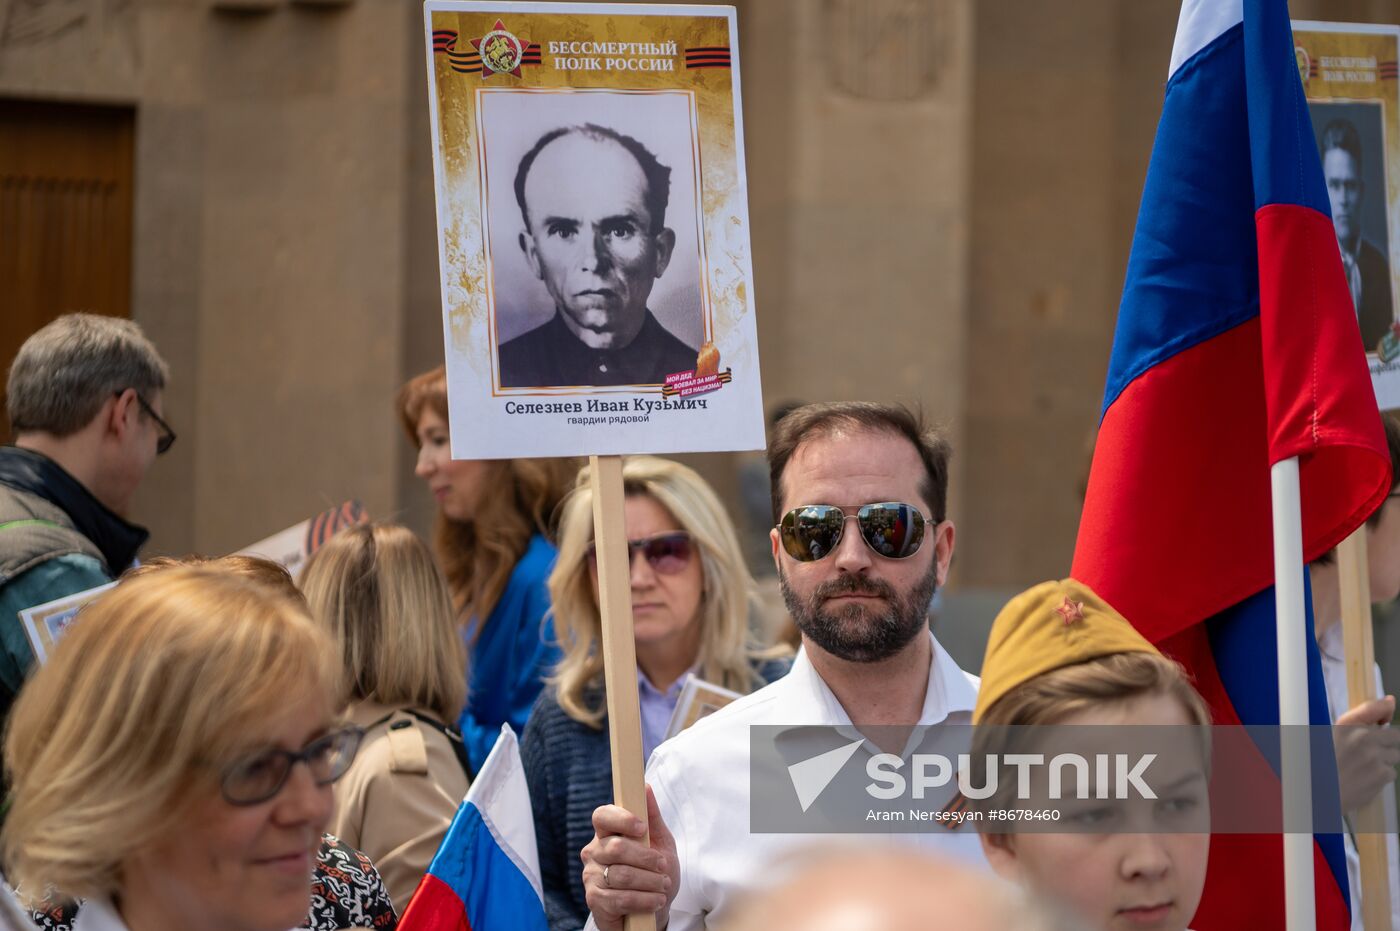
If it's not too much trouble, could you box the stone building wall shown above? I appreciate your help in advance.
[1,0,425,555]
[3,0,1399,604]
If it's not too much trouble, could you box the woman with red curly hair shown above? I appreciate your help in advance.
[398,365,576,770]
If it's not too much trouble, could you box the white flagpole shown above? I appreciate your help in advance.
[1271,456,1316,930]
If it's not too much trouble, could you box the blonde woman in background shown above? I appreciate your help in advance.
[301,522,472,911]
[521,456,790,931]
[398,366,575,771]
[4,567,358,931]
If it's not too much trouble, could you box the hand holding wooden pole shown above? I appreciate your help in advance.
[590,455,658,931]
[1336,528,1393,931]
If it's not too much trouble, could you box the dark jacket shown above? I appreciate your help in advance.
[1356,238,1394,352]
[497,310,697,388]
[521,658,791,931]
[0,447,147,716]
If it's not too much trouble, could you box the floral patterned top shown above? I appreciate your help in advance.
[29,834,398,931]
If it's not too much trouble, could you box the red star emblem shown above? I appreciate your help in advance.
[1055,596,1084,626]
[469,20,529,79]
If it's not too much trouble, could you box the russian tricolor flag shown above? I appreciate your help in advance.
[397,726,549,931]
[1071,0,1391,928]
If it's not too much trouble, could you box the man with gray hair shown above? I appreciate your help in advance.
[0,313,173,721]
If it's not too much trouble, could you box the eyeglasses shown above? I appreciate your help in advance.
[587,531,694,575]
[118,391,176,455]
[777,502,938,562]
[220,726,363,806]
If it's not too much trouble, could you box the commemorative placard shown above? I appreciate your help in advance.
[19,582,116,665]
[235,499,369,581]
[1295,24,1400,926]
[663,673,741,740]
[1295,21,1400,409]
[423,2,765,459]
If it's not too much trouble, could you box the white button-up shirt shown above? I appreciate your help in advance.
[591,630,985,930]
[638,665,694,763]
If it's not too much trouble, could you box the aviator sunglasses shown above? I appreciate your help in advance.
[777,502,937,562]
[587,531,695,575]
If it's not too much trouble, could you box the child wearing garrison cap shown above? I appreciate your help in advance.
[973,579,1211,931]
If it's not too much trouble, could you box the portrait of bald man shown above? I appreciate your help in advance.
[498,123,700,388]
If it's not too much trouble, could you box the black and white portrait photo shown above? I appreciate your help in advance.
[1310,100,1395,353]
[478,90,707,389]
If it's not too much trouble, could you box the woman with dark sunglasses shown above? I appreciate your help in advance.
[4,566,359,931]
[521,455,790,931]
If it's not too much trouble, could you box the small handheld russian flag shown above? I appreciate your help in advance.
[397,726,548,931]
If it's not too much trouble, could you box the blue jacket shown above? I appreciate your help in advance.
[458,533,561,771]
[521,657,791,931]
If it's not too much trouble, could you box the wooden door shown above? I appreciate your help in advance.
[0,97,136,440]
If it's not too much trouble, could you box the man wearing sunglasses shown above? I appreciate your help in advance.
[0,313,172,728]
[582,402,983,931]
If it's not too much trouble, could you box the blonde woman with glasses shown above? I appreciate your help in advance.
[4,566,358,931]
[521,456,789,931]
[300,522,472,911]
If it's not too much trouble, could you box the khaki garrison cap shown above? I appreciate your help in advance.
[973,578,1160,723]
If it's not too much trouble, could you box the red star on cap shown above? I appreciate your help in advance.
[1055,596,1084,626]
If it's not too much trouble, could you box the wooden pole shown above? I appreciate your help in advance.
[1336,527,1393,931]
[590,455,657,931]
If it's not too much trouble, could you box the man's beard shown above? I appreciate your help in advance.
[779,565,938,663]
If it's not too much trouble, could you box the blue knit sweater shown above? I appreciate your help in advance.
[521,658,791,931]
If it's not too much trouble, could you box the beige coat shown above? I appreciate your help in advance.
[330,699,471,912]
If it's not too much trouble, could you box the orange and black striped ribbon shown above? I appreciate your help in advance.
[432,31,542,75]
[304,500,368,555]
[685,46,731,69]
[938,790,970,831]
[1303,60,1399,80]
